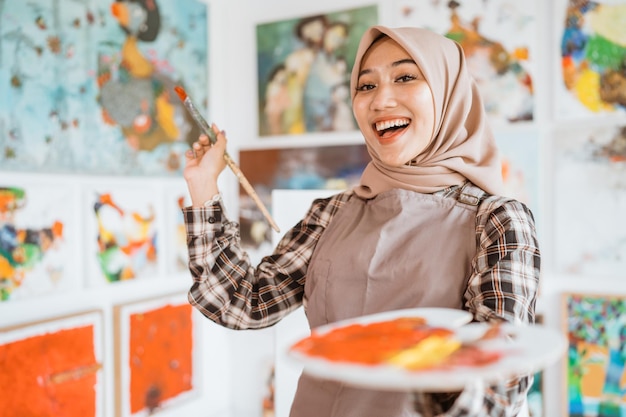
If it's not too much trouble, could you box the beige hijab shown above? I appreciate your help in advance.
[351,26,504,198]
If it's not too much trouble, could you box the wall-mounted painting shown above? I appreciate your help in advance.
[84,182,161,285]
[0,0,208,175]
[256,5,378,137]
[239,143,370,262]
[564,293,626,417]
[553,123,626,277]
[114,293,198,417]
[0,180,77,302]
[0,311,104,416]
[394,0,536,125]
[555,0,626,120]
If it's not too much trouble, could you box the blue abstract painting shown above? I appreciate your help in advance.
[0,0,208,175]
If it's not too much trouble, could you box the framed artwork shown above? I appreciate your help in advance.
[0,178,78,302]
[256,5,378,136]
[114,293,199,417]
[564,292,626,417]
[394,0,537,126]
[0,311,105,416]
[553,0,626,120]
[553,123,626,277]
[238,143,370,261]
[0,0,208,175]
[84,182,161,285]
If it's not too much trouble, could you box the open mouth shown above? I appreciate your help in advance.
[375,118,410,139]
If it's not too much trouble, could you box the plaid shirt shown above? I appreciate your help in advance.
[183,184,541,417]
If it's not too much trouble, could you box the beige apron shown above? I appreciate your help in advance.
[290,183,484,417]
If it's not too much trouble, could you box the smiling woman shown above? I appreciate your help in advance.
[181,25,541,417]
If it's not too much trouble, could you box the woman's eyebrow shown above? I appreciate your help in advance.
[358,58,418,78]
[392,58,417,67]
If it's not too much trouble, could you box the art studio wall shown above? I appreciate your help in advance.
[1,0,625,417]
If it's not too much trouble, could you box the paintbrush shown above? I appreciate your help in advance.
[174,86,280,233]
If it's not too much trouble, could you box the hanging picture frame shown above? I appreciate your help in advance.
[393,0,538,126]
[114,292,200,417]
[256,4,378,137]
[0,0,209,175]
[0,310,105,416]
[563,292,626,417]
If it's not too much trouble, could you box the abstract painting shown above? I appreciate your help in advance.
[256,5,378,136]
[239,143,370,262]
[85,182,160,285]
[395,0,536,125]
[556,0,626,119]
[553,123,626,277]
[0,0,208,175]
[0,311,104,416]
[114,293,198,417]
[0,179,77,302]
[564,293,626,417]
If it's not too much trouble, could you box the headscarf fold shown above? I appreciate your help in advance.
[350,26,504,198]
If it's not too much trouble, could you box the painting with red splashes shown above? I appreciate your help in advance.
[395,0,536,126]
[85,183,160,286]
[0,178,77,302]
[0,311,104,416]
[115,293,198,417]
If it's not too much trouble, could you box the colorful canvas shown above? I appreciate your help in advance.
[256,5,378,136]
[395,0,536,125]
[86,184,160,285]
[553,124,626,277]
[0,0,208,175]
[556,0,626,119]
[565,293,626,417]
[0,181,76,301]
[238,144,370,259]
[115,293,197,417]
[0,311,104,416]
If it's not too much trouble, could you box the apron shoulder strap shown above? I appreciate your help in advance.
[457,182,487,206]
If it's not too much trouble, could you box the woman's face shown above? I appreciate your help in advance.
[352,37,436,167]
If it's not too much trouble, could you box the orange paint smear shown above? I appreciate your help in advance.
[291,317,446,364]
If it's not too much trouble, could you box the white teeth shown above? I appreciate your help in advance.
[375,119,409,132]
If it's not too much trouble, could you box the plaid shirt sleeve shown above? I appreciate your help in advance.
[183,192,348,330]
[413,198,541,417]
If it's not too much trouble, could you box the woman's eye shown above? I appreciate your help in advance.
[397,74,417,83]
[356,83,375,92]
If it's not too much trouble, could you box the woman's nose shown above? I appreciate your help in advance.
[370,84,397,110]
